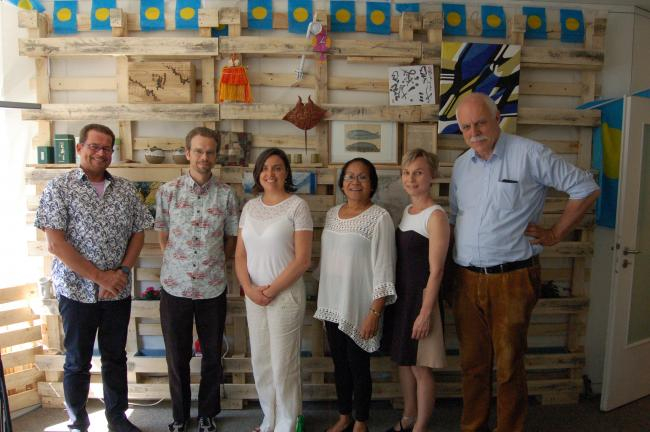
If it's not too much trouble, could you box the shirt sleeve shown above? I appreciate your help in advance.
[225,188,240,237]
[154,183,170,232]
[530,145,600,199]
[34,179,68,231]
[371,211,397,305]
[292,197,314,231]
[128,181,154,233]
[448,166,459,226]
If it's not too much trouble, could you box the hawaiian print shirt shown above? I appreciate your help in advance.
[155,174,239,299]
[34,168,154,303]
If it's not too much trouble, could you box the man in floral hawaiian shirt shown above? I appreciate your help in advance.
[155,127,239,432]
[35,124,153,432]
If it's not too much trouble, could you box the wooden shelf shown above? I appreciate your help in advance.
[21,103,219,122]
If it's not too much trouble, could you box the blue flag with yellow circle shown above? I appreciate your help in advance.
[288,0,312,34]
[8,0,45,13]
[366,2,391,35]
[442,3,466,36]
[91,0,115,31]
[395,3,419,13]
[522,7,546,40]
[481,5,506,38]
[331,1,355,32]
[53,1,78,34]
[560,9,584,43]
[248,0,273,30]
[175,0,199,30]
[141,0,165,31]
[212,24,229,36]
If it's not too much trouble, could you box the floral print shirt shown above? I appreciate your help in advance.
[155,174,239,299]
[34,168,154,303]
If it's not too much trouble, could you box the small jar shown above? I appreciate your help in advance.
[38,277,53,299]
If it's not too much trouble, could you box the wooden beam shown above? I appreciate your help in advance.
[22,104,220,122]
[518,107,600,127]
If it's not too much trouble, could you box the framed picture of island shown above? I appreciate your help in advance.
[330,120,399,165]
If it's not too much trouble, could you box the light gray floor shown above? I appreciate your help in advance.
[11,395,650,431]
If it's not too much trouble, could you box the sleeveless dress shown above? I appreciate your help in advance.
[388,204,447,368]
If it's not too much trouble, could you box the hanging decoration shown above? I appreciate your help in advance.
[283,96,327,156]
[312,24,331,62]
[218,54,253,103]
[53,1,78,34]
[91,0,115,31]
[7,0,45,13]
[522,6,547,40]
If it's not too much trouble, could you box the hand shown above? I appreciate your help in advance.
[360,312,380,340]
[411,312,431,340]
[245,285,272,306]
[525,223,560,246]
[97,270,127,298]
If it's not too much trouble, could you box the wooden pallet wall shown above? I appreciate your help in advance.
[13,3,606,410]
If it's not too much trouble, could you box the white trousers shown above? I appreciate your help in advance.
[245,279,306,432]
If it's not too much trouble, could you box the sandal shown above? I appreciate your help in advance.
[384,417,414,432]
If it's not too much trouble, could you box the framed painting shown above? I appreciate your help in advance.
[330,121,399,165]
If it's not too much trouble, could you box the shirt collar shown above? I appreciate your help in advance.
[183,173,216,194]
[74,167,113,182]
[470,133,506,163]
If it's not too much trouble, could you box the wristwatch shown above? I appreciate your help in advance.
[119,265,130,275]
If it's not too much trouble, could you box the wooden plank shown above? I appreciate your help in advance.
[19,37,219,57]
[519,80,586,97]
[128,61,196,103]
[1,347,42,370]
[8,389,40,413]
[0,285,37,303]
[0,308,38,327]
[110,8,128,37]
[518,107,600,127]
[4,368,43,392]
[22,104,220,122]
[220,103,422,122]
[133,137,185,151]
[50,77,117,91]
[0,326,42,350]
[438,136,579,154]
[521,46,604,70]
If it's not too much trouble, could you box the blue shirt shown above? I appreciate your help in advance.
[449,133,599,267]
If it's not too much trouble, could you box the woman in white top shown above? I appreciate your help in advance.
[315,158,397,432]
[384,149,449,432]
[235,148,313,432]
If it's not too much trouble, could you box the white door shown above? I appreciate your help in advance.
[601,96,650,411]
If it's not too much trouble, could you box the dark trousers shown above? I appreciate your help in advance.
[58,295,132,430]
[160,289,227,422]
[325,321,372,422]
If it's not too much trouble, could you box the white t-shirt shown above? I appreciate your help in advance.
[239,194,313,286]
[315,204,397,352]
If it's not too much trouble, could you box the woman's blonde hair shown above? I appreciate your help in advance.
[401,148,439,178]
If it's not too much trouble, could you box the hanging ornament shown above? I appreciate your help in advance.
[218,54,253,103]
[283,95,327,156]
[311,25,331,62]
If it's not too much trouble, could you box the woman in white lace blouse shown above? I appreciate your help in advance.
[315,158,397,432]
[235,148,313,432]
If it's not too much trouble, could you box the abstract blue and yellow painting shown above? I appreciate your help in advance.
[91,0,115,31]
[331,1,355,33]
[141,0,165,31]
[523,6,547,40]
[366,2,391,35]
[175,0,199,30]
[288,0,312,34]
[481,5,506,38]
[442,3,466,36]
[53,1,78,34]
[248,0,273,30]
[560,9,584,43]
[8,0,45,13]
[439,42,521,134]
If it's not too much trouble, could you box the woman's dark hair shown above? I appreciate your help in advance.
[338,157,379,198]
[252,148,297,194]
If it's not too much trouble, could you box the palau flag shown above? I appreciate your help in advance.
[442,3,466,36]
[175,0,199,30]
[331,1,355,33]
[288,0,312,34]
[522,6,547,40]
[395,3,420,13]
[53,1,78,34]
[8,0,45,13]
[91,0,115,31]
[141,0,165,31]
[212,24,229,37]
[248,0,273,30]
[560,9,584,43]
[481,5,506,38]
[366,2,391,35]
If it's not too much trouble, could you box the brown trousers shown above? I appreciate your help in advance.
[452,263,540,432]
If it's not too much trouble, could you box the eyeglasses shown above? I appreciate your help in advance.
[191,149,216,157]
[85,143,113,154]
[343,174,370,182]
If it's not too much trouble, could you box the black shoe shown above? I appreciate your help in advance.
[108,417,142,432]
[169,420,187,432]
[197,416,217,432]
[384,419,413,432]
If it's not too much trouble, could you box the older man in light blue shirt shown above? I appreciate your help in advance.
[449,93,599,432]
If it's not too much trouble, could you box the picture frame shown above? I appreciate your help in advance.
[330,121,399,165]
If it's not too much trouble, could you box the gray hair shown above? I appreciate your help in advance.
[401,148,439,178]
[455,92,499,119]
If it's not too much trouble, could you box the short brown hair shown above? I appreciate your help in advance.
[185,127,219,151]
[79,124,115,147]
[401,148,439,178]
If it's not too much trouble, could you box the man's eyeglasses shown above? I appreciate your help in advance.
[85,143,114,154]
[343,174,370,182]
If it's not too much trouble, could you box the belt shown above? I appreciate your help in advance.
[464,257,534,275]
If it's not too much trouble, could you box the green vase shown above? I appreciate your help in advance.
[295,415,304,432]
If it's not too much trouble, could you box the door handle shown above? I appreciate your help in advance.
[623,248,640,255]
